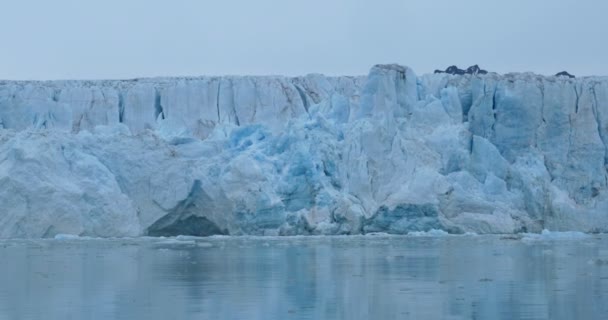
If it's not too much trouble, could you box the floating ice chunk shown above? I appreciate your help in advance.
[53,234,99,240]
[156,238,196,245]
[407,229,450,237]
[522,229,591,241]
[364,232,393,237]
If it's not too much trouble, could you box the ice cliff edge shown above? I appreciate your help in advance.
[1,64,608,238]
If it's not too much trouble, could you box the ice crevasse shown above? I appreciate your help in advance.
[1,64,608,238]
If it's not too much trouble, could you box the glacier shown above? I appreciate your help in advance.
[1,64,608,238]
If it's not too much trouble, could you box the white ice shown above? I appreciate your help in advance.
[1,65,608,238]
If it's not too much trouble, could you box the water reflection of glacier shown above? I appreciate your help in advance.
[1,235,607,319]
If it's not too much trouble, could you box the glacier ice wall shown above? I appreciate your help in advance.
[1,65,608,238]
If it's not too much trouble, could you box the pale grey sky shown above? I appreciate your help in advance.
[1,0,606,79]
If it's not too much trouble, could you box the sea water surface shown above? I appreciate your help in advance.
[1,233,607,320]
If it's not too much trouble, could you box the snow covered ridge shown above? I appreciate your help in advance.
[2,64,608,238]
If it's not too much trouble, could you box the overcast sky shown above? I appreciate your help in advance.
[1,0,606,80]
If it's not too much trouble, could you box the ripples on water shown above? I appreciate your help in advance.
[1,235,607,320]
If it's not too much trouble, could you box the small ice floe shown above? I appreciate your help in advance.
[522,229,590,241]
[155,238,196,246]
[207,235,231,239]
[407,229,449,237]
[53,234,99,240]
[175,235,203,241]
[364,232,392,237]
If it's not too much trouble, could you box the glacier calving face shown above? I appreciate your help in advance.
[1,65,608,238]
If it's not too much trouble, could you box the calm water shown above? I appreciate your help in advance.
[1,234,607,320]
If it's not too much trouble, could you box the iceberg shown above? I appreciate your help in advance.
[1,64,608,238]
